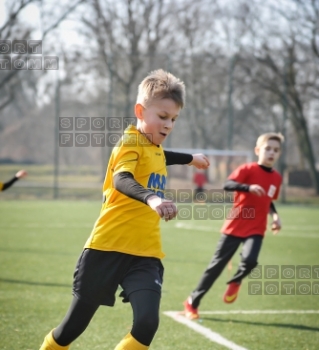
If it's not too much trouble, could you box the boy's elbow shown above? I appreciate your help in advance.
[113,173,121,191]
[223,179,233,191]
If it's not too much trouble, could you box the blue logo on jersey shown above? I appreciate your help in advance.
[147,173,166,198]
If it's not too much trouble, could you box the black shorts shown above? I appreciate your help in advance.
[72,249,164,307]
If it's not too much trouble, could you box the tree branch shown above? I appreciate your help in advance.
[42,0,86,39]
[0,0,38,38]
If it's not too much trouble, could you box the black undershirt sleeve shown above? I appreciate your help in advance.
[223,179,250,192]
[113,151,193,204]
[269,201,277,214]
[113,172,156,204]
[2,176,18,191]
[164,151,193,166]
[224,164,274,192]
[224,180,278,215]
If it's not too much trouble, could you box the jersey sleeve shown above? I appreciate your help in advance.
[0,182,3,191]
[111,133,142,176]
[272,174,282,200]
[228,164,249,183]
[112,150,140,175]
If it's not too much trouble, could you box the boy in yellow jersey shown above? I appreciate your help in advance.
[39,69,210,350]
[0,170,27,191]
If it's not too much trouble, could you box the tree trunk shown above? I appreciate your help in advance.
[290,112,319,194]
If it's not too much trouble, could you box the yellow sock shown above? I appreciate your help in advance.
[39,330,70,350]
[114,333,149,350]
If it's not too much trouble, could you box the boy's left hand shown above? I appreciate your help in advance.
[271,218,282,235]
[189,154,210,169]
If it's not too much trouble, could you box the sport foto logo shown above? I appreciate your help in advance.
[59,116,138,147]
[248,265,319,295]
[0,40,58,70]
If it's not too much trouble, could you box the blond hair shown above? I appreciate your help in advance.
[256,132,285,148]
[136,69,185,108]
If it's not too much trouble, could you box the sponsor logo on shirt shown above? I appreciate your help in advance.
[147,173,166,198]
[268,184,276,198]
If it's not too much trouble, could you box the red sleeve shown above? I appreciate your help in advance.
[228,164,250,183]
[273,173,282,200]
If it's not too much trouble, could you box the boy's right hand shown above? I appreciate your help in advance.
[15,170,27,178]
[188,153,210,169]
[146,195,178,221]
[249,184,265,196]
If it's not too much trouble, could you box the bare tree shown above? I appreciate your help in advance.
[0,0,85,113]
[81,0,179,121]
[292,0,319,59]
[235,0,319,193]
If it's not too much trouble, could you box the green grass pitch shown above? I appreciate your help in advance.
[0,201,318,349]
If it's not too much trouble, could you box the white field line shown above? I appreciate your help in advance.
[164,311,249,350]
[174,222,319,238]
[198,310,319,315]
[164,310,319,350]
[174,222,211,231]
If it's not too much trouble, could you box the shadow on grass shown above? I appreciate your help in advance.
[0,277,71,288]
[202,316,319,332]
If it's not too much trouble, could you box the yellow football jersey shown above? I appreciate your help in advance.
[0,182,3,191]
[85,125,167,259]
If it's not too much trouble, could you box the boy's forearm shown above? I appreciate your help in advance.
[1,176,19,191]
[113,172,156,204]
[269,201,278,215]
[164,150,193,166]
[272,212,279,220]
[223,179,250,192]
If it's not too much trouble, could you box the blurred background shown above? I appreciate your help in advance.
[0,0,318,203]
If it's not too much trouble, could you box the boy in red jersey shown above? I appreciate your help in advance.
[183,132,283,319]
[193,169,208,201]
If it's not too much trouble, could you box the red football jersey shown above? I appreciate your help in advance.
[193,172,207,187]
[221,163,282,237]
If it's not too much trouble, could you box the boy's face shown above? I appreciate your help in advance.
[255,139,281,168]
[136,98,181,145]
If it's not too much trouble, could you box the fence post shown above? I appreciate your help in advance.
[53,72,60,199]
[280,59,288,204]
[226,54,237,175]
